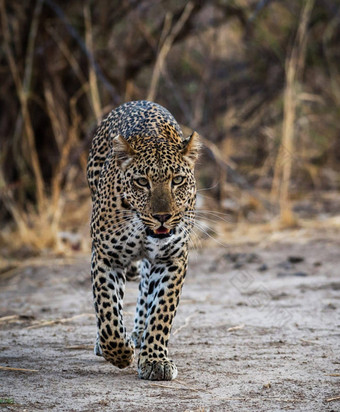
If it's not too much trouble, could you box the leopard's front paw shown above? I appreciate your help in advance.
[138,358,178,381]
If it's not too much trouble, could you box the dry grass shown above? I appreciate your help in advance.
[0,1,93,252]
[271,0,315,227]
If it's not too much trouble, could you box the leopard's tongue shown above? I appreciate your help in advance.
[154,227,170,235]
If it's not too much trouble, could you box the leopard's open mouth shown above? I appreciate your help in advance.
[146,226,174,239]
[155,226,170,235]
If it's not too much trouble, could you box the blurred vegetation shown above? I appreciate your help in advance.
[1,0,340,252]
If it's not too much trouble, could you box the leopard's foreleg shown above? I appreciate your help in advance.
[137,255,187,380]
[91,248,134,369]
[131,259,151,348]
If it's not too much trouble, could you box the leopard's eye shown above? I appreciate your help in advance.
[135,177,149,188]
[172,175,185,186]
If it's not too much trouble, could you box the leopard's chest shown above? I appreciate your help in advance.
[142,230,187,262]
[102,225,187,267]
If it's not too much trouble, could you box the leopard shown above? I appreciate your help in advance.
[87,100,200,381]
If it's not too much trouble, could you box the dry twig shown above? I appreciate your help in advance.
[0,366,38,372]
[300,338,320,344]
[150,383,177,390]
[0,315,19,323]
[175,380,200,392]
[26,313,94,330]
[173,313,195,336]
[150,380,199,391]
[227,324,245,332]
[65,345,93,350]
[326,395,340,402]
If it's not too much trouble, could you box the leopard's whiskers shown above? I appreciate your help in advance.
[182,215,229,249]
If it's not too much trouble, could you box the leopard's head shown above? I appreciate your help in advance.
[113,132,200,238]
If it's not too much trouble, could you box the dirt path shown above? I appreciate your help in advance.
[1,231,339,411]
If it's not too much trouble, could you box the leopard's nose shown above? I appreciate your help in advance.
[153,214,172,224]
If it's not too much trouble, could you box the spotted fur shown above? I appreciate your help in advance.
[87,100,200,380]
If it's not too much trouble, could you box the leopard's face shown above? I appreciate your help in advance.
[113,133,200,237]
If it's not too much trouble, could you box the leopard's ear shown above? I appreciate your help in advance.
[181,131,201,167]
[112,135,135,168]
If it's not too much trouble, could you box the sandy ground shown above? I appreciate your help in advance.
[1,227,340,412]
